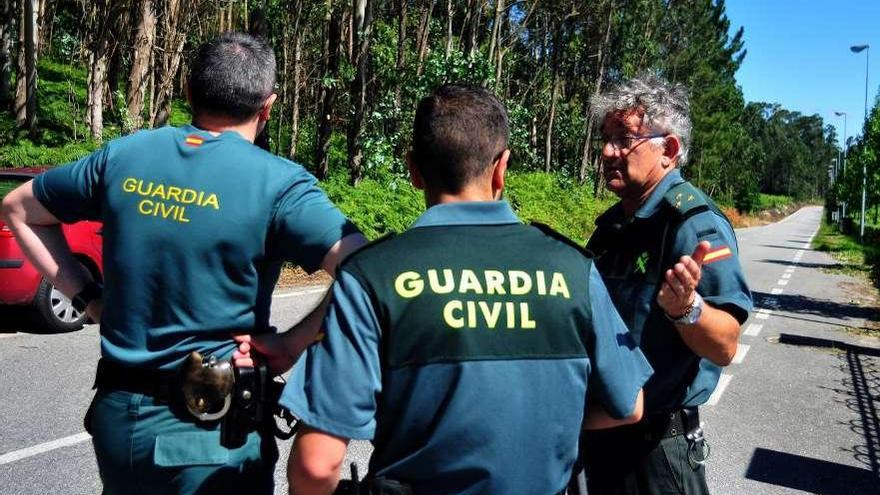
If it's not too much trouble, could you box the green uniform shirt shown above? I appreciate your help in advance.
[34,124,356,370]
[587,170,752,412]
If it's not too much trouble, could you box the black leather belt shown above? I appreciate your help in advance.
[647,408,699,439]
[93,358,179,402]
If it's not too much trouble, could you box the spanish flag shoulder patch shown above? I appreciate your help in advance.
[703,245,733,264]
[184,134,205,147]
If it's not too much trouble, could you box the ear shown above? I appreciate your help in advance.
[662,135,681,166]
[406,151,425,190]
[491,149,510,197]
[258,93,278,122]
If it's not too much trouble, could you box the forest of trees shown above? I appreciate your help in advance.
[0,0,868,216]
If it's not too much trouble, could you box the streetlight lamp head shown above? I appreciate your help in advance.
[834,111,846,116]
[850,44,869,53]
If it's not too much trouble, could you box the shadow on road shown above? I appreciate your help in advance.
[757,244,814,251]
[757,259,845,270]
[745,448,879,495]
[752,291,879,323]
[754,333,880,493]
[0,306,80,335]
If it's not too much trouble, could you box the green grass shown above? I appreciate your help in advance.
[757,193,795,211]
[0,58,193,167]
[0,178,23,199]
[812,215,880,287]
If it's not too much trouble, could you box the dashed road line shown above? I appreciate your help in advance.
[0,433,91,465]
[744,323,763,336]
[777,279,789,286]
[781,273,792,279]
[706,374,733,407]
[771,288,784,295]
[732,344,750,364]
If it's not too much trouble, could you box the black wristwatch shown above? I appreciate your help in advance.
[72,281,103,313]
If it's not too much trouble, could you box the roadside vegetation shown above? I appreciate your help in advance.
[813,217,880,289]
[0,1,841,241]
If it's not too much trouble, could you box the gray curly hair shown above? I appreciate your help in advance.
[591,72,692,165]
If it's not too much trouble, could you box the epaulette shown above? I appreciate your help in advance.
[663,181,710,221]
[339,232,397,266]
[530,222,595,258]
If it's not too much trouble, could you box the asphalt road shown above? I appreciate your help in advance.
[1,205,878,494]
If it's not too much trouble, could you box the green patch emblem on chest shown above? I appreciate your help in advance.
[634,251,649,274]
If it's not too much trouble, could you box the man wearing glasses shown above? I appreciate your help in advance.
[578,73,752,495]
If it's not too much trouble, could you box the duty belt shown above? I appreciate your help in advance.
[94,358,178,402]
[92,355,298,447]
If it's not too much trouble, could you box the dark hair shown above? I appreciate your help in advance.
[188,32,276,122]
[411,84,509,193]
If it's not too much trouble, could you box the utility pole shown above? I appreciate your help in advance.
[851,44,870,241]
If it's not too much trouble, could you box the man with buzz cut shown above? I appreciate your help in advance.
[281,84,654,495]
[1,32,365,494]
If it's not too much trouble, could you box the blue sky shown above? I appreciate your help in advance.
[724,0,879,146]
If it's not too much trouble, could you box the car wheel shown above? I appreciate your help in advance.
[32,277,88,332]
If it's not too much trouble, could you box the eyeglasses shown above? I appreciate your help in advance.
[591,132,668,151]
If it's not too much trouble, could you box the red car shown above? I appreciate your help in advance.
[0,167,103,331]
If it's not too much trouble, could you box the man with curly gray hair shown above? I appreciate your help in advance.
[577,72,752,495]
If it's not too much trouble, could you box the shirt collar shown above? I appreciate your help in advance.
[635,169,684,219]
[182,124,248,142]
[595,169,685,228]
[411,200,520,228]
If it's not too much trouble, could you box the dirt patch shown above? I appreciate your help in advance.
[838,280,880,334]
[277,265,332,288]
[724,203,809,229]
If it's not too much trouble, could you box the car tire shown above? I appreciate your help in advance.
[31,277,88,332]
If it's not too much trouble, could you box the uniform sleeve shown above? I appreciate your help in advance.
[32,147,109,222]
[673,212,753,323]
[279,270,382,440]
[587,263,654,419]
[269,168,359,272]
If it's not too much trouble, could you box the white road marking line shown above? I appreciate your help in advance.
[795,250,805,256]
[732,344,750,364]
[744,323,763,336]
[777,279,789,286]
[755,309,772,320]
[706,374,733,407]
[785,267,795,273]
[782,273,792,279]
[272,287,329,299]
[0,432,91,465]
[771,288,784,295]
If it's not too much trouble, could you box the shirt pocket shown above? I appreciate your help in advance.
[154,431,229,467]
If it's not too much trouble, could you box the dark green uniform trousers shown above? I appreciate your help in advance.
[87,390,277,495]
[582,422,710,495]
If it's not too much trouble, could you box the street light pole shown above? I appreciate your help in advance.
[851,44,870,241]
[835,111,847,222]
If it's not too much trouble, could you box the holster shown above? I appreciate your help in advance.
[220,363,277,448]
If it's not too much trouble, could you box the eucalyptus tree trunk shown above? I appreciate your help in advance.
[126,0,155,132]
[347,0,372,185]
[444,0,453,59]
[315,1,342,179]
[22,0,36,137]
[150,0,188,128]
[414,0,434,77]
[288,0,304,160]
[0,0,13,106]
[393,0,407,110]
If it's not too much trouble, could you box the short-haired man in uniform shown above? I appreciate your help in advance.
[580,73,753,494]
[1,33,364,494]
[279,84,654,495]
